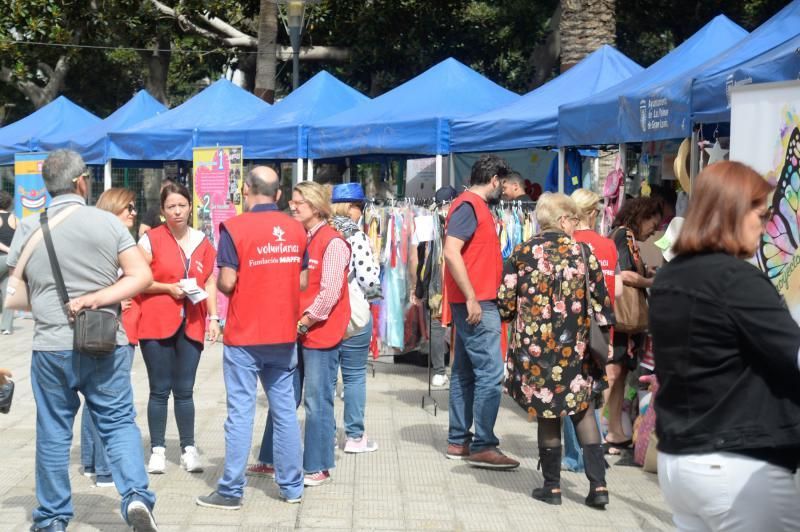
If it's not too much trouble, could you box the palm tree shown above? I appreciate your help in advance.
[559,0,616,70]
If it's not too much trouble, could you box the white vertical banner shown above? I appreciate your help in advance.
[731,80,800,323]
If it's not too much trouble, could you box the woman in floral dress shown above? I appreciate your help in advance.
[498,192,614,508]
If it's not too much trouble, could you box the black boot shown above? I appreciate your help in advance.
[531,446,562,505]
[583,444,609,508]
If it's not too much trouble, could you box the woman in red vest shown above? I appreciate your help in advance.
[292,181,350,486]
[80,187,141,487]
[138,183,219,476]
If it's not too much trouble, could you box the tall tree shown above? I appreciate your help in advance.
[559,0,616,71]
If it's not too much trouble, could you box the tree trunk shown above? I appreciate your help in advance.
[559,0,616,71]
[254,0,278,103]
[0,56,70,109]
[529,3,562,90]
[139,34,171,105]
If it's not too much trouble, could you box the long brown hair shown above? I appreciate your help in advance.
[673,161,773,258]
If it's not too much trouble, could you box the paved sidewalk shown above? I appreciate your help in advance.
[0,319,672,531]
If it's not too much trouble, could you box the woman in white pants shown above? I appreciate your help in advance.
[649,161,800,531]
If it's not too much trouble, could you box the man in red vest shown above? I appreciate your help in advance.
[443,154,520,470]
[196,166,306,509]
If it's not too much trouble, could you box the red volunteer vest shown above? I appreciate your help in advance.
[222,210,306,346]
[299,224,350,349]
[573,229,618,306]
[121,296,141,346]
[444,191,503,303]
[138,225,216,344]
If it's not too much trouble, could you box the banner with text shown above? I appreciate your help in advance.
[192,146,244,321]
[731,81,800,323]
[14,152,50,219]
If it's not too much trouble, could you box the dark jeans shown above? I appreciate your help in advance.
[140,322,203,449]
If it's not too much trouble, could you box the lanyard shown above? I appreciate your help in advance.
[168,229,191,279]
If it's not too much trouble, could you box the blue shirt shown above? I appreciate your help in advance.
[216,203,280,270]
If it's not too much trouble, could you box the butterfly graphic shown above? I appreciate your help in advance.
[758,127,800,283]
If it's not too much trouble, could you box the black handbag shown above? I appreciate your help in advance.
[41,211,118,357]
[579,243,610,368]
[0,380,13,414]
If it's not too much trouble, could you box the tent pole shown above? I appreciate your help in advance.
[557,148,565,193]
[593,156,600,192]
[689,128,700,195]
[448,154,454,188]
[344,158,351,183]
[619,144,627,205]
[103,160,112,191]
[307,159,314,181]
[435,154,443,190]
[295,158,304,184]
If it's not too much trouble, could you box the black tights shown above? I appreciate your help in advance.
[537,407,602,448]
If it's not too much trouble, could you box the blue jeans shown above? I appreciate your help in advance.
[218,345,303,500]
[80,347,134,477]
[332,315,372,439]
[140,323,203,449]
[258,356,302,466]
[448,302,503,452]
[30,347,155,529]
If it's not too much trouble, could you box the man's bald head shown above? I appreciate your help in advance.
[245,166,280,199]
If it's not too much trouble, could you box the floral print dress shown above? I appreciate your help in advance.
[498,231,615,419]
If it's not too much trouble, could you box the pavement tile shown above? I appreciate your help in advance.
[0,319,673,531]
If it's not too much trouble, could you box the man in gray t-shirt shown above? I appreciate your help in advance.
[6,150,159,532]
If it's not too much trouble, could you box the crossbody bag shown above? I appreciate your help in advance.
[578,243,610,368]
[40,209,119,357]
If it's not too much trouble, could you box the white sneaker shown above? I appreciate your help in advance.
[344,435,379,454]
[181,445,204,473]
[147,447,166,474]
[431,374,449,387]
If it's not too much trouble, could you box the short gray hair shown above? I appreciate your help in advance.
[245,166,280,198]
[42,149,86,197]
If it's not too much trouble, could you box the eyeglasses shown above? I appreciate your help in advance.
[759,207,774,225]
[560,215,579,224]
[289,199,307,207]
[72,170,90,183]
[126,203,137,214]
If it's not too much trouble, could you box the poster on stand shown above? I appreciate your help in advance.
[13,152,50,219]
[731,81,800,323]
[192,146,244,322]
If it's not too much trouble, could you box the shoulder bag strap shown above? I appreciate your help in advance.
[11,205,80,281]
[578,242,593,314]
[40,210,71,309]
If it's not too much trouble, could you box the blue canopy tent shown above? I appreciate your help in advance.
[691,1,800,124]
[41,90,166,165]
[307,57,519,160]
[449,45,642,152]
[108,79,270,161]
[0,96,100,165]
[558,15,747,146]
[195,71,368,160]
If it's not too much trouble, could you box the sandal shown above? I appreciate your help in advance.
[603,439,632,455]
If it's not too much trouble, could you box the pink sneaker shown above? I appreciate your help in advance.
[344,436,378,454]
[246,463,275,478]
[303,470,331,486]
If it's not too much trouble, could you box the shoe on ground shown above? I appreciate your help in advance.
[445,443,470,460]
[431,374,449,387]
[126,499,159,532]
[1,330,10,335]
[246,462,275,478]
[147,447,166,474]
[465,447,520,470]
[303,470,332,486]
[585,487,609,508]
[532,486,563,505]
[31,520,67,532]
[196,490,242,510]
[181,445,204,473]
[279,492,303,504]
[95,474,115,487]
[344,435,378,454]
[81,466,96,477]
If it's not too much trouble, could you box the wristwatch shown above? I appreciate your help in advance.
[209,315,220,321]
[297,322,309,335]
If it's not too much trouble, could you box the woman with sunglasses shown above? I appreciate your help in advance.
[138,183,219,475]
[79,188,140,487]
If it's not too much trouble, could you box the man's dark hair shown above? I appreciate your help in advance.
[470,154,509,186]
[504,171,524,187]
[0,191,12,211]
